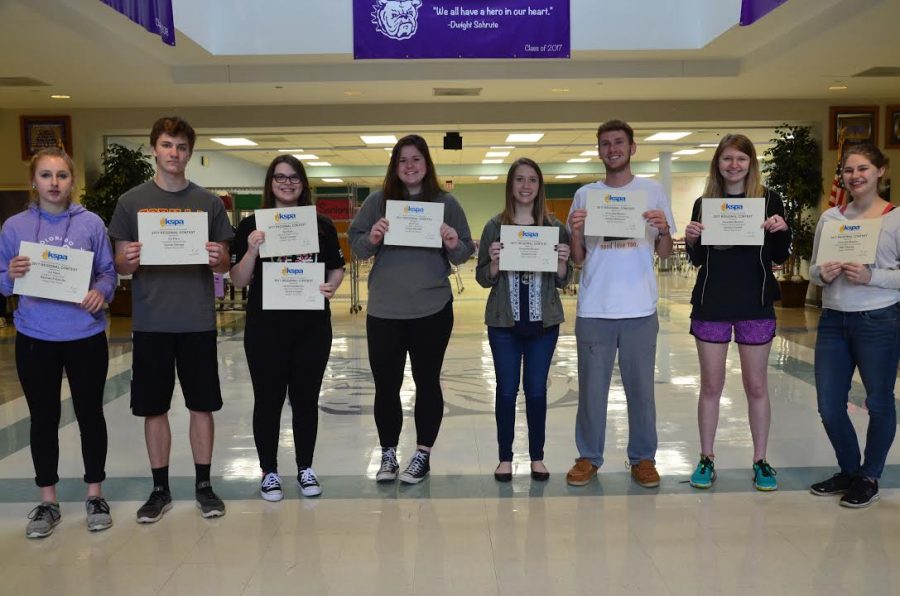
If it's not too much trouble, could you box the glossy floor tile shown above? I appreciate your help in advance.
[1,269,899,595]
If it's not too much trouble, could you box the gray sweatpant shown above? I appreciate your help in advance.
[574,314,659,467]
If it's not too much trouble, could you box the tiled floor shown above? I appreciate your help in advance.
[0,270,899,595]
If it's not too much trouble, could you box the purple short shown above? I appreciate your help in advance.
[690,319,776,345]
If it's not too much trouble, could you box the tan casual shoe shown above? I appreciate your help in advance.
[566,458,598,486]
[631,460,660,488]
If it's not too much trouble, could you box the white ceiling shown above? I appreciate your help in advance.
[2,0,899,187]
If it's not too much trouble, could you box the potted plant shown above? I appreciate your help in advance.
[81,143,154,316]
[763,124,823,307]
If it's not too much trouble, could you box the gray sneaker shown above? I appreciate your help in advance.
[195,481,225,518]
[85,497,113,532]
[26,502,61,539]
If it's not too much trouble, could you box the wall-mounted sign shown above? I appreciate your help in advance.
[100,0,175,46]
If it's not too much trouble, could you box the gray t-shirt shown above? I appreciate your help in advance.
[348,190,475,319]
[109,180,234,332]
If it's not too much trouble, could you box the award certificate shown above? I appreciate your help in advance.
[499,225,559,273]
[815,219,882,264]
[138,212,209,265]
[701,198,765,246]
[584,189,647,239]
[255,205,319,258]
[262,262,325,310]
[384,200,444,248]
[14,241,93,304]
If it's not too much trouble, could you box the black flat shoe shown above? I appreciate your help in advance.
[530,469,550,482]
[494,464,512,482]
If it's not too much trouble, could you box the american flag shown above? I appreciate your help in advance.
[828,131,847,207]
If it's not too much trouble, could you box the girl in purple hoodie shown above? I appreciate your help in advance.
[0,148,116,538]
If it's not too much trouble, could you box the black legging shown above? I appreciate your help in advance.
[16,331,109,487]
[244,315,332,472]
[366,301,454,448]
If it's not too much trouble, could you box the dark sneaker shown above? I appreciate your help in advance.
[260,472,283,502]
[376,447,399,483]
[26,502,61,539]
[752,460,778,491]
[195,481,226,518]
[85,497,113,532]
[810,472,853,496]
[297,467,323,497]
[399,449,430,484]
[840,476,879,509]
[136,487,173,524]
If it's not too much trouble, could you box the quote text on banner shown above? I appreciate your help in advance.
[100,0,175,46]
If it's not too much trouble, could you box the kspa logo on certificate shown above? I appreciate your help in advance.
[14,241,93,303]
[499,225,559,272]
[701,198,764,246]
[255,205,319,258]
[262,262,325,310]
[138,211,209,265]
[816,219,882,264]
[584,190,647,239]
[384,200,444,248]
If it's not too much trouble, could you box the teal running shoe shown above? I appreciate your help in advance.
[753,460,777,491]
[690,456,716,489]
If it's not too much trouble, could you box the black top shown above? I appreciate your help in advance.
[233,213,345,322]
[685,190,792,321]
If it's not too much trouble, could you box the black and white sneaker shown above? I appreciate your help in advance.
[26,502,61,538]
[260,472,283,502]
[376,447,399,483]
[195,481,226,518]
[136,487,173,524]
[399,449,430,484]
[297,467,323,497]
[810,472,853,496]
[840,476,879,508]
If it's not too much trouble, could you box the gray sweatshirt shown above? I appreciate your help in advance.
[349,190,475,319]
[810,206,900,311]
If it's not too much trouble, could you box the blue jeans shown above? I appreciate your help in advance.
[488,325,560,461]
[814,305,900,479]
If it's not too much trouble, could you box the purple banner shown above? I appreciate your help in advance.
[740,0,789,26]
[100,0,175,46]
[354,0,569,59]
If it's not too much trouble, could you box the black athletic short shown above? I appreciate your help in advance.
[130,330,223,416]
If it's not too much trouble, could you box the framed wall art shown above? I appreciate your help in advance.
[885,105,900,150]
[20,115,72,160]
[828,106,878,149]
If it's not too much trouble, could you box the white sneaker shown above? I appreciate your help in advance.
[260,472,283,502]
[297,468,322,497]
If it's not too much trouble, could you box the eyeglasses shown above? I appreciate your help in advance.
[273,173,302,184]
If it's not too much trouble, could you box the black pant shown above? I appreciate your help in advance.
[244,315,332,472]
[15,331,109,487]
[366,301,454,448]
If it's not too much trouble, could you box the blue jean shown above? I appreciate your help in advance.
[814,304,900,479]
[488,325,560,461]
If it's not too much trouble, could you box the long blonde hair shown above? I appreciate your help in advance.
[702,134,764,198]
[29,147,75,205]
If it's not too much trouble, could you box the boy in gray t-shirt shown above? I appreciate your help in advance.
[109,117,234,524]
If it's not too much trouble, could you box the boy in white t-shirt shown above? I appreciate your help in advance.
[565,120,676,488]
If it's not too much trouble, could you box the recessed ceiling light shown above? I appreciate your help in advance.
[674,149,704,155]
[644,132,692,142]
[490,145,515,149]
[50,94,70,100]
[828,85,848,91]
[579,150,597,157]
[210,137,258,147]
[555,175,577,179]
[485,151,510,157]
[307,161,331,167]
[698,143,719,148]
[482,159,504,164]
[360,135,397,145]
[292,154,319,160]
[551,88,570,93]
[343,91,362,96]
[505,133,544,143]
[479,176,499,180]
[567,158,591,163]
[322,178,344,183]
[278,149,303,153]
[651,156,680,162]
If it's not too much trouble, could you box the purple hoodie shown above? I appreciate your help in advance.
[0,203,116,341]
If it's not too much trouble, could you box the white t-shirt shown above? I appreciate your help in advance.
[568,177,677,319]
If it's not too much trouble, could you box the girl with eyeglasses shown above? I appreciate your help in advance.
[230,155,345,501]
